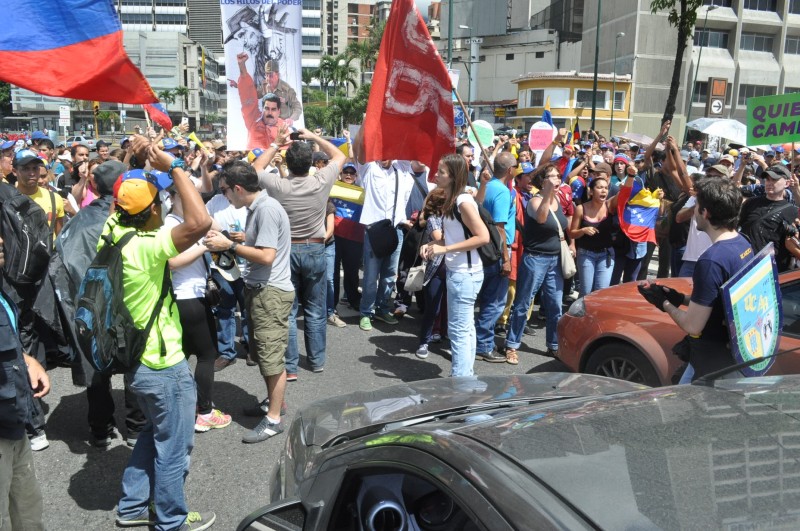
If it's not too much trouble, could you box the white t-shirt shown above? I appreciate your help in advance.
[681,196,712,262]
[164,214,207,300]
[356,160,414,226]
[443,194,483,273]
[206,193,248,267]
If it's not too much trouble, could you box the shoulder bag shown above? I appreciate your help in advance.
[550,208,577,279]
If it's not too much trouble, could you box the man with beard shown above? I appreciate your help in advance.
[258,60,301,125]
[237,52,285,150]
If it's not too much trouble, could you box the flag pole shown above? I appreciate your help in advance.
[453,88,492,169]
[143,108,153,132]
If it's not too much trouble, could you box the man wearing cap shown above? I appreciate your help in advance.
[56,161,146,448]
[311,151,329,174]
[253,127,346,379]
[111,136,215,530]
[258,60,302,125]
[739,164,800,272]
[236,52,285,150]
[13,150,64,239]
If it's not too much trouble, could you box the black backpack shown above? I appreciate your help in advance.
[74,229,170,374]
[453,196,504,267]
[0,184,52,286]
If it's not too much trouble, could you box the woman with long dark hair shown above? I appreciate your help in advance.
[415,188,446,359]
[422,154,489,376]
[569,174,616,296]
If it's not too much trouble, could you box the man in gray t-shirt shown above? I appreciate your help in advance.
[204,160,294,444]
[253,128,346,380]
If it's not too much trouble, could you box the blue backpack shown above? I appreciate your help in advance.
[74,229,170,374]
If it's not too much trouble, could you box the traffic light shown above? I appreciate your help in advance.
[93,101,100,117]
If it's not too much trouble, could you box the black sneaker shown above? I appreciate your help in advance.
[242,417,284,444]
[494,325,507,337]
[180,511,216,530]
[92,427,117,448]
[479,350,507,363]
[116,505,156,527]
[243,397,287,417]
[524,325,537,336]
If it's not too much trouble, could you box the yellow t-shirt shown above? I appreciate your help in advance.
[100,219,183,370]
[27,186,64,228]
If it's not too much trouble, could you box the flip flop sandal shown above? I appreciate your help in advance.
[505,349,519,365]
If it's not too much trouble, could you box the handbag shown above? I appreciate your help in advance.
[365,167,400,259]
[550,209,577,279]
[203,253,221,307]
[404,264,426,292]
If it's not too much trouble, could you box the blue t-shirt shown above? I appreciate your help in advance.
[482,178,515,247]
[691,234,754,341]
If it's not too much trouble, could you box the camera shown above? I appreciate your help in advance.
[57,185,72,199]
[784,220,799,238]
[289,132,301,141]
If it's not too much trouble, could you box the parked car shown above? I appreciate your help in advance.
[238,373,800,530]
[557,271,800,387]
[64,135,96,150]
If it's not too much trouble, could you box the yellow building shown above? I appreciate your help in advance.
[511,71,632,138]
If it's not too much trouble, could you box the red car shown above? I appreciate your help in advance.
[557,271,800,387]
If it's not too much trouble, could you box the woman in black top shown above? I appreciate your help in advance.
[569,176,615,296]
[503,164,571,362]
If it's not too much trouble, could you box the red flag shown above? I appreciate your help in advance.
[143,103,173,131]
[363,0,454,179]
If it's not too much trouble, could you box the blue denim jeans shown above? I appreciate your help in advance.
[446,268,484,377]
[118,360,196,531]
[577,248,614,297]
[506,253,563,351]
[419,262,446,346]
[325,242,336,317]
[286,243,327,374]
[360,227,404,317]
[671,245,686,278]
[474,260,509,354]
[334,237,363,308]
[213,271,248,361]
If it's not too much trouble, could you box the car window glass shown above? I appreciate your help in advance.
[328,469,482,531]
[781,280,800,337]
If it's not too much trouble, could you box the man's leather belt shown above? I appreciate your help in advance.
[291,237,324,244]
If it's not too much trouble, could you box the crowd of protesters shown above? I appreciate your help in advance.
[0,116,798,529]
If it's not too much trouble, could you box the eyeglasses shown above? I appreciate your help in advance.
[342,171,357,176]
[219,185,231,195]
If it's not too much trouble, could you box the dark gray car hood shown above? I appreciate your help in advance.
[460,376,800,530]
[300,373,647,447]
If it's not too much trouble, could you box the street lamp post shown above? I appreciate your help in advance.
[590,0,602,131]
[684,5,718,142]
[610,32,624,137]
[447,0,454,66]
[459,24,473,109]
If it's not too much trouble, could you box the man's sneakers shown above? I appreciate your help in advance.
[30,433,49,451]
[374,312,399,325]
[194,409,232,433]
[242,417,284,443]
[92,427,118,448]
[327,314,347,327]
[213,357,236,372]
[115,505,156,527]
[416,344,429,359]
[243,397,288,417]
[180,511,216,530]
[359,316,372,331]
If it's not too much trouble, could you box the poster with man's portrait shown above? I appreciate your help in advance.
[221,1,304,150]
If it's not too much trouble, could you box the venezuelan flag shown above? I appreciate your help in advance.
[542,96,553,126]
[0,0,156,104]
[616,178,659,243]
[572,120,581,146]
[329,137,350,157]
[330,181,365,222]
[144,103,173,131]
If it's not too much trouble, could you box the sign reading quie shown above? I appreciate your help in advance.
[747,92,800,145]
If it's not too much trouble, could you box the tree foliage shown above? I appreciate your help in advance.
[650,0,704,123]
[0,82,11,115]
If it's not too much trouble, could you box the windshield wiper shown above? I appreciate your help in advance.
[692,345,800,386]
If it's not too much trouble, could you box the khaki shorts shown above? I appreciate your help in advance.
[245,285,295,377]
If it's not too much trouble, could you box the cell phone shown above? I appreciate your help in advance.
[289,132,301,141]
[180,117,189,127]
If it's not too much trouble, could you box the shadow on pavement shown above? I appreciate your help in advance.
[363,334,443,382]
[526,359,570,374]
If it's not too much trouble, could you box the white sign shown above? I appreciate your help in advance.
[467,38,484,44]
[59,105,70,120]
[120,110,126,120]
[58,118,70,127]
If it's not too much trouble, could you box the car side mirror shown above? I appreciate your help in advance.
[236,498,308,531]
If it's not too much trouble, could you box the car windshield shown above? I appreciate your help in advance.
[460,378,800,529]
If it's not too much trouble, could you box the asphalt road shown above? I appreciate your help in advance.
[33,301,566,530]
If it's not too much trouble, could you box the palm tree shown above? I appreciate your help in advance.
[174,86,189,116]
[157,89,176,110]
[331,54,358,98]
[96,111,119,134]
[315,55,338,102]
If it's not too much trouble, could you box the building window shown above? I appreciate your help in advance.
[506,53,515,60]
[576,89,606,109]
[740,32,774,52]
[529,89,544,107]
[120,13,152,25]
[703,0,732,5]
[614,91,625,111]
[693,81,708,103]
[303,0,321,9]
[302,36,321,46]
[785,87,800,93]
[738,84,776,105]
[791,0,800,14]
[693,29,729,49]
[787,37,800,54]
[535,51,545,58]
[743,0,777,10]
[302,17,321,28]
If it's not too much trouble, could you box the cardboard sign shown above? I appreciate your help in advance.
[747,92,800,146]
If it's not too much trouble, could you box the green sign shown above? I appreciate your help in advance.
[747,92,800,145]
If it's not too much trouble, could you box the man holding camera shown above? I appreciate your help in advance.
[739,164,800,272]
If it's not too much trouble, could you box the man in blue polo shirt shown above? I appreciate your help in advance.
[475,152,516,363]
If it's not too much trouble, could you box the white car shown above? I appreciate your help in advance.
[65,136,96,150]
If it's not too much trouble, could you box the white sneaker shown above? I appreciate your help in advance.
[30,433,49,451]
[416,344,429,359]
[327,314,347,328]
[566,291,580,302]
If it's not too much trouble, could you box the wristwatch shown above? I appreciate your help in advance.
[229,242,238,254]
[168,158,185,178]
